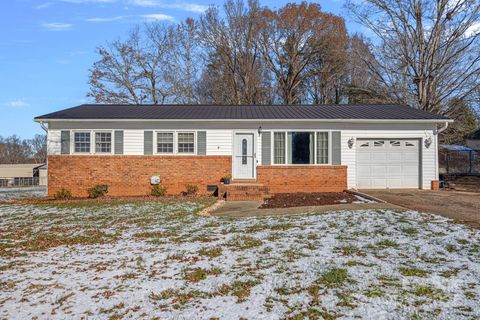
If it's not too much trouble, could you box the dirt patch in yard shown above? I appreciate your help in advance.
[260,192,357,209]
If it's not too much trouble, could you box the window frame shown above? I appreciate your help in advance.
[155,131,175,154]
[72,130,92,154]
[270,130,332,166]
[153,131,196,155]
[94,131,113,154]
[71,130,115,155]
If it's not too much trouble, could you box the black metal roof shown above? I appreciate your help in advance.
[34,104,449,121]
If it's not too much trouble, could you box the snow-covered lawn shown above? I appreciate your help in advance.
[0,187,46,200]
[1,200,479,319]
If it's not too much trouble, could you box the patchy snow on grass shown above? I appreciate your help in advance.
[0,187,46,200]
[0,201,479,319]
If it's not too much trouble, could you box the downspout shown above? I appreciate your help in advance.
[39,121,48,133]
[39,121,48,193]
[434,121,449,182]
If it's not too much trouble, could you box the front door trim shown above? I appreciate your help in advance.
[232,130,257,180]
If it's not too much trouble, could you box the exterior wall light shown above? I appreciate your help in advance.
[258,126,262,135]
[348,137,355,149]
[424,137,432,148]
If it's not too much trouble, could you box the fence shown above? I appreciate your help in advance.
[0,177,40,187]
[439,149,480,175]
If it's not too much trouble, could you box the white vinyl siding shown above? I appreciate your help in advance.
[47,130,61,155]
[206,130,232,155]
[124,130,144,155]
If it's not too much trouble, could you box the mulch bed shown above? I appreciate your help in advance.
[260,192,357,209]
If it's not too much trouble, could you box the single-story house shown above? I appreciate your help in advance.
[466,128,480,149]
[0,163,46,187]
[34,104,452,198]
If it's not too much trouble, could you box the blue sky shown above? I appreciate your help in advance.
[0,0,361,138]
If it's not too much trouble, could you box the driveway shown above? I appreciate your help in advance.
[361,189,480,229]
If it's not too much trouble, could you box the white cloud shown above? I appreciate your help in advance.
[5,99,30,108]
[130,0,208,13]
[130,0,157,6]
[465,22,480,37]
[142,13,175,22]
[60,0,116,3]
[86,16,126,22]
[35,2,54,9]
[42,22,73,31]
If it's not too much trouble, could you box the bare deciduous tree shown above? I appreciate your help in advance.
[0,135,32,164]
[29,134,47,164]
[347,0,480,113]
[198,0,272,104]
[88,26,176,104]
[259,2,348,104]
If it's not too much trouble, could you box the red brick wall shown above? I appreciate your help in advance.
[48,155,231,197]
[257,165,347,193]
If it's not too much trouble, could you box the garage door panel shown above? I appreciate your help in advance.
[403,165,418,175]
[372,153,387,161]
[357,153,371,161]
[404,152,418,161]
[372,179,387,188]
[387,165,402,175]
[371,165,387,176]
[357,139,419,189]
[387,152,402,160]
[388,178,402,188]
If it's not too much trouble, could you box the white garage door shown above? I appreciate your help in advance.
[357,139,420,189]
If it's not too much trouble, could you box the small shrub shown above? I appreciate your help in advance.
[185,184,199,195]
[87,185,108,198]
[151,184,167,197]
[54,188,72,199]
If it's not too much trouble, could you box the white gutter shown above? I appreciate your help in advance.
[435,121,449,135]
[34,118,455,124]
[39,121,48,133]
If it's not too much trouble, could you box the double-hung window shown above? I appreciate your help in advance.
[273,131,329,165]
[177,132,195,154]
[95,132,112,153]
[74,132,91,153]
[155,131,195,154]
[157,132,174,153]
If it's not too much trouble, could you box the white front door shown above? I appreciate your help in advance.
[356,139,420,189]
[233,133,255,179]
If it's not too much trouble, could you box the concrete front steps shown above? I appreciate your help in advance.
[218,180,270,201]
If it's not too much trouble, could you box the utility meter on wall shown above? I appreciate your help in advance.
[150,176,160,185]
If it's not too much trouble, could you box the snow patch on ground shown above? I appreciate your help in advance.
[0,187,46,200]
[0,202,479,319]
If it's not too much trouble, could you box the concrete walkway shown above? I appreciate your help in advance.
[211,201,405,217]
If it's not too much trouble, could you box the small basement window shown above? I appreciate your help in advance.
[95,132,112,153]
[74,132,91,153]
[177,132,195,153]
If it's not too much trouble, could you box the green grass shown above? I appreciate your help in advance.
[183,267,222,283]
[217,279,260,302]
[399,267,429,277]
[410,285,448,301]
[227,235,263,249]
[198,246,223,258]
[317,268,349,288]
[376,239,399,248]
